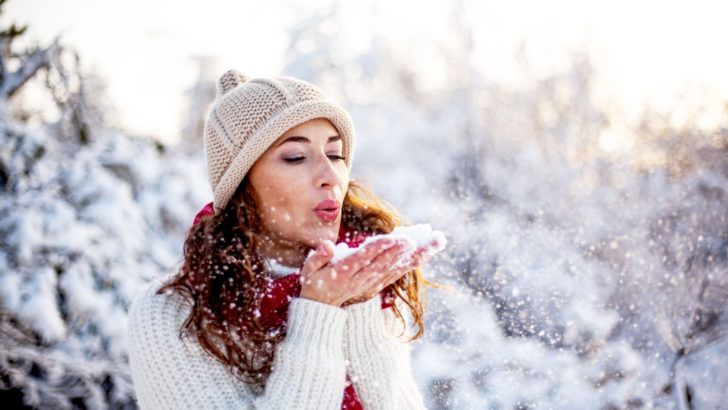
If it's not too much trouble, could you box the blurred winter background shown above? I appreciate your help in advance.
[1,0,727,408]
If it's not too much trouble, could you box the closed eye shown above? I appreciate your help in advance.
[283,155,345,164]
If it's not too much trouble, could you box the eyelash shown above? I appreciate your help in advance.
[284,155,346,163]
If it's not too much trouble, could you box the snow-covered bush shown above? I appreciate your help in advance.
[0,22,209,406]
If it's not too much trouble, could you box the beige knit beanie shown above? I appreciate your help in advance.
[203,69,356,214]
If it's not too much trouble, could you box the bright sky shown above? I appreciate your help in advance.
[8,0,728,143]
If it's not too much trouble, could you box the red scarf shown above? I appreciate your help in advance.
[194,202,394,409]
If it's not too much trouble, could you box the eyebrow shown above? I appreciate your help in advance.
[277,135,342,146]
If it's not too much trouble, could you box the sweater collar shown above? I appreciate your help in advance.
[265,258,299,278]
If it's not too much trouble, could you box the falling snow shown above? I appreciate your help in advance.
[327,224,447,265]
[2,5,727,409]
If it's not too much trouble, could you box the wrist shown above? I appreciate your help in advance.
[299,289,343,307]
[341,294,371,307]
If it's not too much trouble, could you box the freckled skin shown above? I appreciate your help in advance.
[248,118,350,266]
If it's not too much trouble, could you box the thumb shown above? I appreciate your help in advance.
[302,240,335,275]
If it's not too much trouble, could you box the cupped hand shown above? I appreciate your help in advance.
[340,243,434,307]
[299,237,436,307]
[299,237,409,307]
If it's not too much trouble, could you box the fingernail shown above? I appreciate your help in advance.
[317,243,329,256]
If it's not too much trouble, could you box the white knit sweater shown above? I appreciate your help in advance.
[126,260,426,409]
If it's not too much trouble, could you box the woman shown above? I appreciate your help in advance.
[127,69,437,409]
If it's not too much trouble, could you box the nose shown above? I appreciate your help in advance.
[315,154,343,189]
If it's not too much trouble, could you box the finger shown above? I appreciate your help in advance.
[335,237,400,273]
[348,247,405,291]
[378,255,425,291]
[355,248,409,293]
[301,240,335,277]
[409,251,433,269]
[321,240,336,257]
[352,261,409,303]
[394,244,429,268]
[387,268,410,286]
[379,265,409,289]
[382,252,420,287]
[360,243,408,278]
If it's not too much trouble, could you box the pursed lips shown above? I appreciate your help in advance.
[313,199,340,222]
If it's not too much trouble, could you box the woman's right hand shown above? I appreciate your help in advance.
[299,237,409,307]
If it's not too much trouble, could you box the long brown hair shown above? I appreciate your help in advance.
[158,178,436,391]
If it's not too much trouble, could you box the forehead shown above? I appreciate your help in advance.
[274,119,342,146]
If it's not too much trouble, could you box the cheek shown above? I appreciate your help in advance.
[336,165,350,188]
[258,187,291,218]
[256,177,306,227]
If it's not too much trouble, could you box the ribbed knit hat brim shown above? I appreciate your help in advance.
[203,70,356,214]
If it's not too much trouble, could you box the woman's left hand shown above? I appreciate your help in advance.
[341,245,433,307]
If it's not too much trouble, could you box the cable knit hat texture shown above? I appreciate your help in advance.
[204,69,356,214]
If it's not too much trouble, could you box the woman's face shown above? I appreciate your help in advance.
[249,118,350,263]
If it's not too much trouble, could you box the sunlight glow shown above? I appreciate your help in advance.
[8,0,728,143]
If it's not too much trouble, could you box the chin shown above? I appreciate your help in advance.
[307,225,339,244]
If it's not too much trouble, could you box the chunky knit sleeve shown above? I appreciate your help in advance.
[127,280,348,410]
[342,294,426,410]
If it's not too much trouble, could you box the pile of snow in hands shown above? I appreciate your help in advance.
[324,224,447,266]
